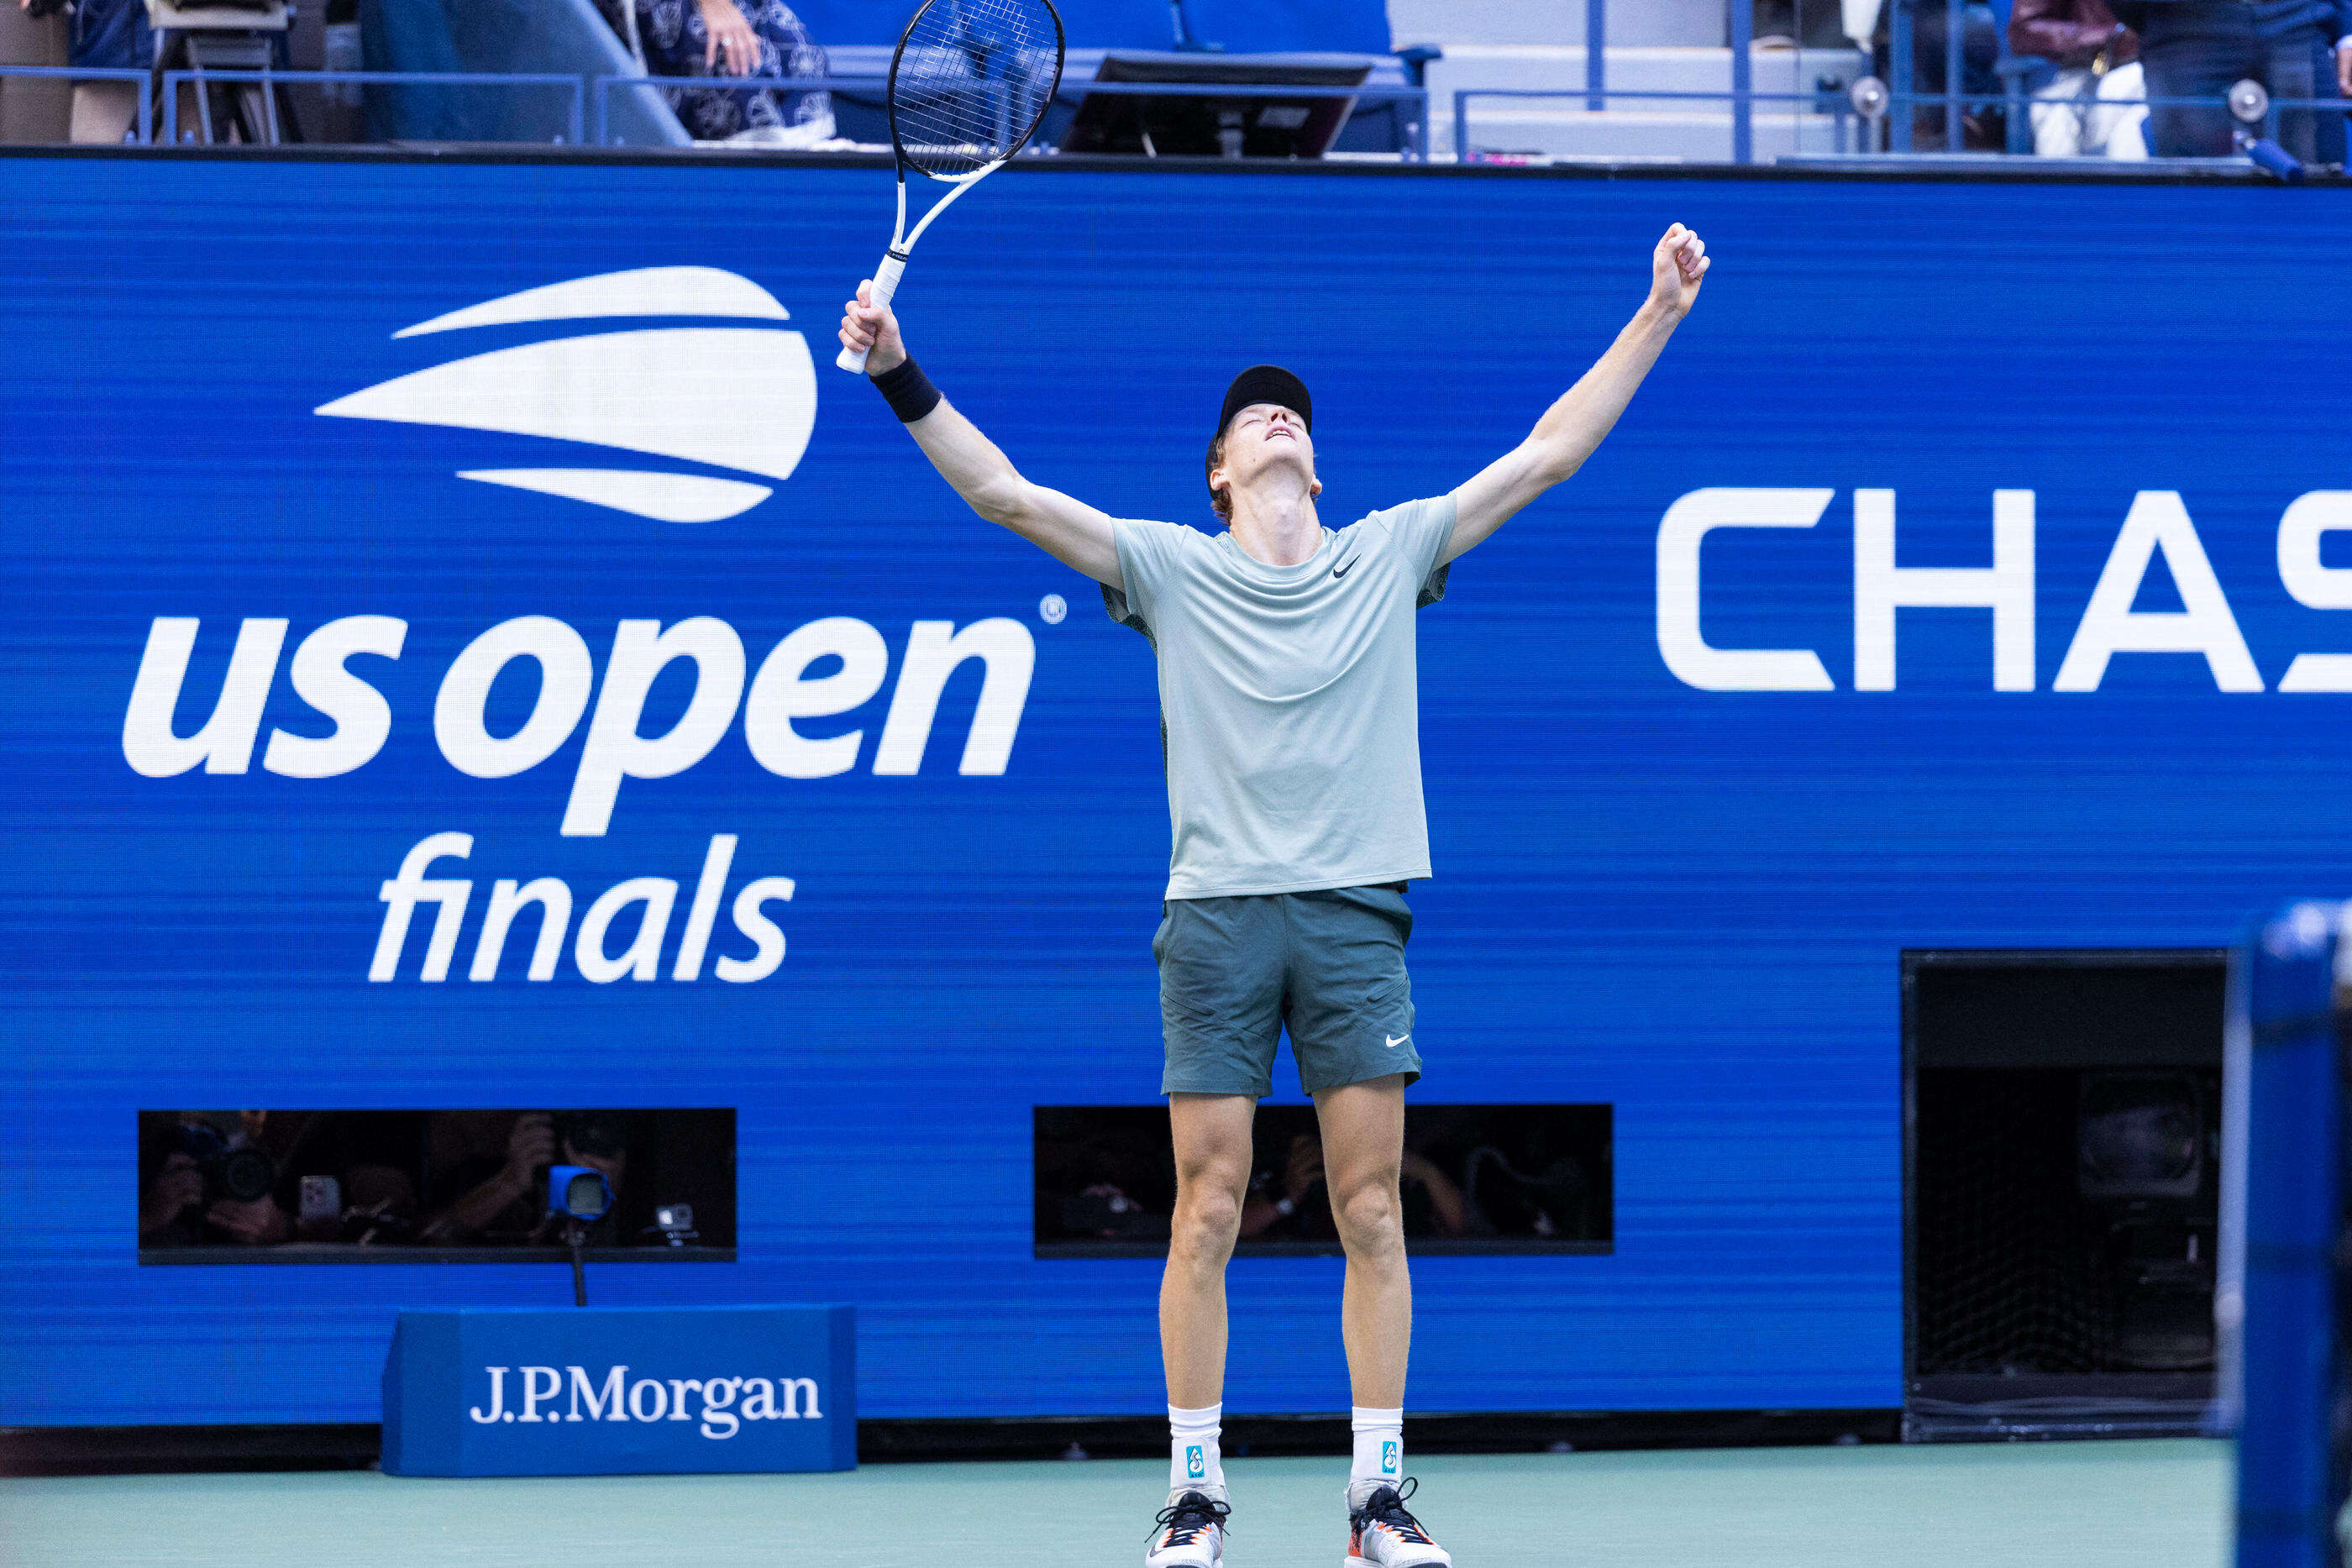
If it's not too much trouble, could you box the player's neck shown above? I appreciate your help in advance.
[1226,481,1322,567]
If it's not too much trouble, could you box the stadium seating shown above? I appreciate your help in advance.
[1394,0,1868,163]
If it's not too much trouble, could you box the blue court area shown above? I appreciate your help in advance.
[1,1440,2228,1568]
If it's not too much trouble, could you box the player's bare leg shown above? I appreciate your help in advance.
[1150,1092,1253,1566]
[1317,1076,1412,1408]
[1318,1075,1451,1567]
[1163,1092,1254,1406]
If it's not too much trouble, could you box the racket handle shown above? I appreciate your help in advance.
[836,251,908,375]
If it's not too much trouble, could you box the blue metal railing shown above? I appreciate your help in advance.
[1586,0,1607,112]
[1453,88,1862,163]
[1445,0,2351,166]
[1729,0,1754,162]
[0,65,152,142]
[1881,92,2345,154]
[1437,0,1855,161]
[0,63,1426,158]
[157,69,587,146]
[4,0,2345,171]
[1455,85,2346,165]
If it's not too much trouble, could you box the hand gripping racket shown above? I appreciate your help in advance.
[836,0,1065,373]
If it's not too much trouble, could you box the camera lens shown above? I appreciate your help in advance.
[217,1146,276,1204]
[564,1170,608,1217]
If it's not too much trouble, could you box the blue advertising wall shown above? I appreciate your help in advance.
[5,155,2350,1428]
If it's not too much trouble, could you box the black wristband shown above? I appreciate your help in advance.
[871,355,942,423]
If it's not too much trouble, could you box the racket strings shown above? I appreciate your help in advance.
[890,0,1061,177]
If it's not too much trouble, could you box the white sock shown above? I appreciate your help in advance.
[1349,1406,1404,1497]
[1170,1403,1226,1495]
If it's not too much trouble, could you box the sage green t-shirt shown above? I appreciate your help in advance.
[1103,495,1457,901]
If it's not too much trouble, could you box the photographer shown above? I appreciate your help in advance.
[1239,1132,1467,1243]
[137,1112,294,1247]
[417,1110,633,1246]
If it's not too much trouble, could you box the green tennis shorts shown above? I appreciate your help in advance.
[1153,883,1422,1099]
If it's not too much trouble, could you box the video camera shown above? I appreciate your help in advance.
[174,1120,276,1207]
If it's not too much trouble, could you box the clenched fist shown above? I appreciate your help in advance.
[838,280,908,375]
[1649,223,1709,318]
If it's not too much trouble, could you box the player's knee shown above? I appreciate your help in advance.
[1172,1182,1244,1258]
[1333,1180,1403,1256]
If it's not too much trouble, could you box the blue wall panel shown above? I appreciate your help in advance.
[4,156,2349,1426]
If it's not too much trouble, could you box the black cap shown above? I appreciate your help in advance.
[1217,364,1311,438]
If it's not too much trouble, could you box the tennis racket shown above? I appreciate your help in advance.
[835,0,1065,373]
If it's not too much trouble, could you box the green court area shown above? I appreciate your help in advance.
[0,1439,2229,1568]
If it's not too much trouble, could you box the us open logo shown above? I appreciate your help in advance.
[315,266,817,523]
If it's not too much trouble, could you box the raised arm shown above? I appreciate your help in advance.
[838,283,1123,588]
[1441,223,1709,565]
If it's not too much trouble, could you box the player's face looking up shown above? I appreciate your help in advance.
[1207,403,1320,520]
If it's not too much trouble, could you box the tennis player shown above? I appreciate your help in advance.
[840,223,1709,1568]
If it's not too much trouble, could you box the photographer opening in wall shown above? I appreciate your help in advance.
[137,1108,734,1256]
[138,1110,426,1249]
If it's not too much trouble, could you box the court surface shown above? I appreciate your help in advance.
[0,1439,2227,1568]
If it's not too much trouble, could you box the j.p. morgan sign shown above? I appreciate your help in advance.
[381,1305,855,1476]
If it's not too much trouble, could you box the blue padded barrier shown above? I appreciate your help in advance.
[2229,905,2347,1568]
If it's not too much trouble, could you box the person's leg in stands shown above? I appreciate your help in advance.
[62,0,153,144]
[2030,67,2094,156]
[2140,0,2255,156]
[2314,35,2349,166]
[2093,61,2150,159]
[2260,29,2321,162]
[69,81,135,142]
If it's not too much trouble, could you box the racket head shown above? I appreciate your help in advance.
[886,0,1065,181]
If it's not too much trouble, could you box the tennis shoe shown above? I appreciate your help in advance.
[1344,1478,1451,1568]
[1147,1487,1230,1568]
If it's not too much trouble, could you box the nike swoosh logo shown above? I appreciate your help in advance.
[1385,1034,1410,1048]
[1331,554,1361,579]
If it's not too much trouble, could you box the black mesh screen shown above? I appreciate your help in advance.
[1914,1068,2113,1374]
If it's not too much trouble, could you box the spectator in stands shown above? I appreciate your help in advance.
[1875,0,2009,149]
[60,0,146,143]
[2118,1,2351,160]
[57,0,266,144]
[2012,0,2149,155]
[605,0,833,145]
